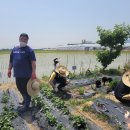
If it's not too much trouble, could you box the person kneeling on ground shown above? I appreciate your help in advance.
[114,71,130,106]
[49,65,69,92]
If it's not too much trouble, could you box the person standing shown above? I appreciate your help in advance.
[8,33,36,112]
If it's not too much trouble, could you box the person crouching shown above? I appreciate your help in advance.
[49,65,69,92]
[114,71,130,105]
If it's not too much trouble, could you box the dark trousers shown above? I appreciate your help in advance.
[16,77,31,107]
[53,80,67,91]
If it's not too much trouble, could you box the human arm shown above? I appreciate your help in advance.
[29,50,36,79]
[7,50,13,78]
[31,61,36,79]
[49,72,56,88]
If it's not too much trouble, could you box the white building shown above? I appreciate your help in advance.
[56,40,104,51]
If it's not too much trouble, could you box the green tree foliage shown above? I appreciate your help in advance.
[96,24,130,70]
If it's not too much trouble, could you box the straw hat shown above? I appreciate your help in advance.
[122,71,130,87]
[27,78,40,96]
[55,65,69,77]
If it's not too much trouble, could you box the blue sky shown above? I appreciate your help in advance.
[0,0,130,49]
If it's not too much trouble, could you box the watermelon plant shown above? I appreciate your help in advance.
[69,115,87,130]
[56,124,67,130]
[1,91,9,103]
[0,105,18,130]
[45,111,57,126]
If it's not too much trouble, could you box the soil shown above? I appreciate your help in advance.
[0,83,41,130]
[68,84,130,130]
[0,82,129,130]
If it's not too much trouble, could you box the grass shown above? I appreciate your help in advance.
[69,99,87,106]
[82,105,92,112]
[42,75,49,81]
[100,68,122,76]
[95,113,109,121]
[0,50,11,54]
[1,49,130,56]
[78,87,85,95]
[83,105,109,121]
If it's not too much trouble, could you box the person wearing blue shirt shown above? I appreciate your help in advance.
[8,33,36,112]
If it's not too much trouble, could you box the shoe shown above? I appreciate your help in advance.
[17,105,29,112]
[19,101,25,105]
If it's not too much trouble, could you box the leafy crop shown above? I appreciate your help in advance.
[0,106,18,130]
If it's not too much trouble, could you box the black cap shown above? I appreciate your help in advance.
[20,33,29,39]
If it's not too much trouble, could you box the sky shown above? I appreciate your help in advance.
[0,0,130,49]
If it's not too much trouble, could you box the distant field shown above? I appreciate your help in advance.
[0,49,130,55]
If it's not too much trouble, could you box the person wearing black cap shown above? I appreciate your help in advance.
[7,33,37,112]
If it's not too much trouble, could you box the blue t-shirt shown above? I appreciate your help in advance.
[10,46,36,78]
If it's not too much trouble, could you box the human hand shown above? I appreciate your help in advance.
[125,111,130,129]
[8,69,11,78]
[31,72,36,80]
[66,79,70,84]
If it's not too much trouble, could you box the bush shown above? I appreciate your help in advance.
[109,79,119,89]
[123,63,130,72]
[100,68,122,76]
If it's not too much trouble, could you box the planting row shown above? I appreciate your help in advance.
[32,83,89,130]
[0,89,30,130]
[32,96,70,130]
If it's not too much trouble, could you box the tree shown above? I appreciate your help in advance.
[96,24,130,70]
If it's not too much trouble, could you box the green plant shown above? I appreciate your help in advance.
[96,113,109,121]
[45,111,57,126]
[78,87,85,95]
[2,91,9,103]
[32,96,45,108]
[42,75,49,81]
[56,124,67,130]
[69,99,86,106]
[123,62,130,72]
[32,90,69,129]
[100,68,122,75]
[69,115,87,129]
[82,105,92,112]
[68,72,78,79]
[53,98,66,109]
[109,79,119,89]
[46,91,54,99]
[41,104,50,113]
[62,108,70,115]
[0,105,18,130]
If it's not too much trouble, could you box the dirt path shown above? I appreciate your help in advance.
[72,106,114,130]
[23,111,41,130]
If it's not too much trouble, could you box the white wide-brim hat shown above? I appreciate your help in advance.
[27,78,40,97]
[55,65,69,77]
[122,71,130,87]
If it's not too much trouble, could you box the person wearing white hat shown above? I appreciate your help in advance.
[49,65,69,92]
[114,71,130,105]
